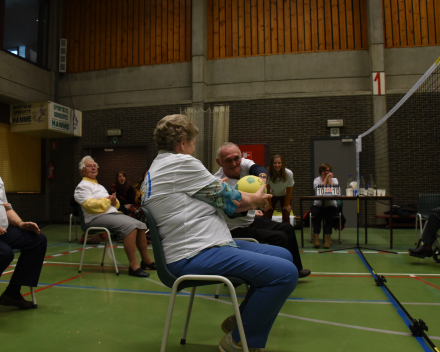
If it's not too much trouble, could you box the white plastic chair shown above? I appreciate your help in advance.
[77,208,119,275]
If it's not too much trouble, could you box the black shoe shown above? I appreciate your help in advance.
[408,247,433,259]
[0,292,35,309]
[141,261,157,270]
[128,267,150,277]
[298,269,311,278]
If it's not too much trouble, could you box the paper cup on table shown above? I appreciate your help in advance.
[378,189,386,196]
[346,188,353,196]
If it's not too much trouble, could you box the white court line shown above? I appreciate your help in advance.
[38,260,440,277]
[15,278,440,340]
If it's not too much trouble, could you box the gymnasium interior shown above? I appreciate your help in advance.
[1,1,440,351]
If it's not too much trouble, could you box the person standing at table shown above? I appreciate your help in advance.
[264,154,294,224]
[311,163,339,249]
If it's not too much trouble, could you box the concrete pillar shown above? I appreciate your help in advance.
[367,0,389,219]
[191,0,208,163]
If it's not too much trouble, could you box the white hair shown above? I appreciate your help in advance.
[78,156,98,175]
[216,142,241,159]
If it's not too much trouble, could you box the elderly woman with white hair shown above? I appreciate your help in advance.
[74,156,155,277]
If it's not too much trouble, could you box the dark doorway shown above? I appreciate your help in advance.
[86,146,148,192]
[312,137,357,228]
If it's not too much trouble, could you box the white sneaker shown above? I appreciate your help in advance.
[218,332,264,352]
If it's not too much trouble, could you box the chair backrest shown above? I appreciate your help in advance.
[418,194,440,218]
[77,205,90,233]
[140,207,178,289]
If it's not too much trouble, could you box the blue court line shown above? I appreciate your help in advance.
[355,248,432,352]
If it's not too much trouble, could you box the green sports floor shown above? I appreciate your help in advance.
[1,224,439,352]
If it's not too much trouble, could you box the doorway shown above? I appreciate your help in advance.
[85,146,148,192]
[312,137,357,228]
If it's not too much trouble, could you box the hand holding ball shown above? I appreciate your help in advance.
[235,176,266,193]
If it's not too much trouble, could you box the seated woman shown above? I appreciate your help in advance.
[74,157,156,277]
[264,154,294,224]
[311,163,339,249]
[109,171,136,215]
[142,114,298,352]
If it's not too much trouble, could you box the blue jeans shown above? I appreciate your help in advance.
[167,240,298,348]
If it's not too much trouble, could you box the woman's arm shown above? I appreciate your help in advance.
[193,179,271,216]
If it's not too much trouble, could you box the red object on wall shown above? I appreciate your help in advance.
[237,144,266,167]
[50,141,58,150]
[47,162,55,179]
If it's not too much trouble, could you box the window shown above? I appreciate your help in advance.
[2,0,50,67]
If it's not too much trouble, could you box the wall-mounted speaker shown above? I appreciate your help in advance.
[59,38,67,73]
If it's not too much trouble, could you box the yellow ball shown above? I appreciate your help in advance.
[235,175,266,193]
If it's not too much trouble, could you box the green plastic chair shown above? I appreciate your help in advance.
[140,206,250,352]
[77,207,119,275]
[11,249,37,308]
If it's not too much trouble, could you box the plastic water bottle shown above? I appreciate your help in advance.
[369,174,376,196]
[359,175,366,195]
[347,175,353,190]
[346,175,353,196]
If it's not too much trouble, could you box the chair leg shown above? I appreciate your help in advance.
[161,284,180,352]
[78,230,89,273]
[309,215,313,243]
[180,287,196,345]
[224,280,249,352]
[339,214,342,244]
[30,287,37,308]
[69,214,73,243]
[215,284,221,299]
[74,218,78,241]
[106,230,119,275]
[101,238,107,266]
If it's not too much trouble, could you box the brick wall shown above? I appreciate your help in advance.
[14,96,383,225]
[386,93,440,210]
[206,96,375,222]
[47,104,186,222]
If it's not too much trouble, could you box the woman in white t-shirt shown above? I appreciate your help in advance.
[311,163,339,249]
[143,114,298,351]
[264,154,294,224]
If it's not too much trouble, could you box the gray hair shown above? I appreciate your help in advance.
[78,156,98,175]
[154,114,199,150]
[216,142,241,159]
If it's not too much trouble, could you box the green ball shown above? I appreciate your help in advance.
[235,175,266,193]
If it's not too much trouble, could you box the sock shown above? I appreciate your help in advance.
[4,283,22,300]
